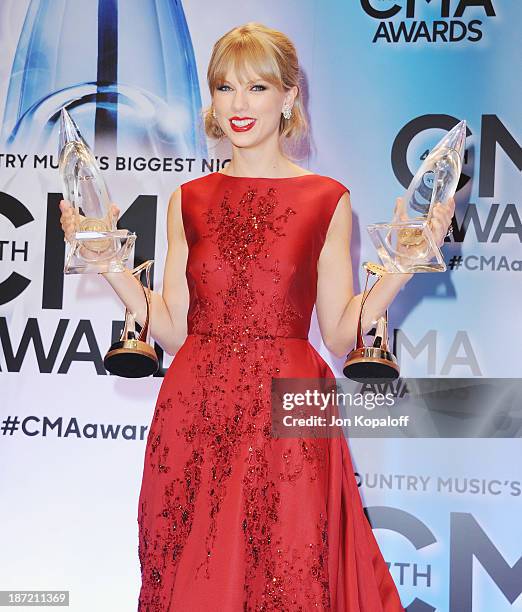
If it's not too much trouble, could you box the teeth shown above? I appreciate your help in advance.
[232,119,255,127]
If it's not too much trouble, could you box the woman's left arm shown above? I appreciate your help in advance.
[316,191,455,358]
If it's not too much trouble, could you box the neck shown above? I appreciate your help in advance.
[226,134,292,178]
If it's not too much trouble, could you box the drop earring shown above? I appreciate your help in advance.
[212,108,217,119]
[282,105,292,120]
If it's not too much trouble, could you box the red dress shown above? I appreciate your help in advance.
[137,172,404,611]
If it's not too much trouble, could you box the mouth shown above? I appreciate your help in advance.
[229,117,256,132]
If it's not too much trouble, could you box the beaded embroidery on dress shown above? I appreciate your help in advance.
[137,172,404,611]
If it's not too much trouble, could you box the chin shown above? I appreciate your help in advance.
[227,127,275,148]
[228,133,260,147]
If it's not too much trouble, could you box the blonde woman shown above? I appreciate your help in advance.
[61,22,453,612]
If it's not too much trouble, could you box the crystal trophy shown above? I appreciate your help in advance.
[104,260,159,378]
[343,121,466,381]
[58,107,136,273]
[367,120,466,273]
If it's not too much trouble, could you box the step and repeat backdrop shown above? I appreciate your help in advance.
[0,1,520,610]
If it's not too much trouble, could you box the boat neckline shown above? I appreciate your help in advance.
[214,171,319,180]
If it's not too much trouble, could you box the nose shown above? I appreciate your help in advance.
[230,89,248,114]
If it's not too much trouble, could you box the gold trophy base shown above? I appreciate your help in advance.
[104,339,159,378]
[343,346,399,382]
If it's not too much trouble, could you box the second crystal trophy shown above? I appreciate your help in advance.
[58,107,136,274]
[343,121,466,381]
[367,120,466,273]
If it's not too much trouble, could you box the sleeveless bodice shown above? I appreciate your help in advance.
[181,172,349,342]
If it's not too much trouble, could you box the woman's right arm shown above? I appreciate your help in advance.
[60,188,189,356]
[102,188,189,355]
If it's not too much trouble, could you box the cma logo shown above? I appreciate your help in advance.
[361,0,497,43]
[365,507,522,611]
[392,114,522,244]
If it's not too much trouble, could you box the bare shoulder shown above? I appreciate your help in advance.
[324,190,352,245]
[167,187,185,243]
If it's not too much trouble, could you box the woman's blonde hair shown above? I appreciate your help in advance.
[203,22,308,145]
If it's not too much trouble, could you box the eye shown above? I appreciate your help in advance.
[216,85,232,92]
[251,84,266,91]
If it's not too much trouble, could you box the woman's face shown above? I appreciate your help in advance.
[213,68,297,148]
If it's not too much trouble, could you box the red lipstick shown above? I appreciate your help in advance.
[229,116,256,132]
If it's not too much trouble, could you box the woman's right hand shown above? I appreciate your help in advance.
[59,200,120,243]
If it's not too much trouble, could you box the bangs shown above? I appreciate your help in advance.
[209,35,284,90]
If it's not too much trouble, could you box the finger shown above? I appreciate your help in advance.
[62,222,75,240]
[430,208,444,225]
[438,207,454,227]
[60,205,76,221]
[63,225,75,240]
[431,216,444,231]
[435,200,455,218]
[61,211,76,227]
[430,219,445,245]
[431,203,451,225]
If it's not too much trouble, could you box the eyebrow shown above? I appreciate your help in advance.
[222,78,266,85]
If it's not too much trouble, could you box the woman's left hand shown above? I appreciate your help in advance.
[429,197,455,247]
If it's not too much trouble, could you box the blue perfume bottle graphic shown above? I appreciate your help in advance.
[2,0,206,157]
